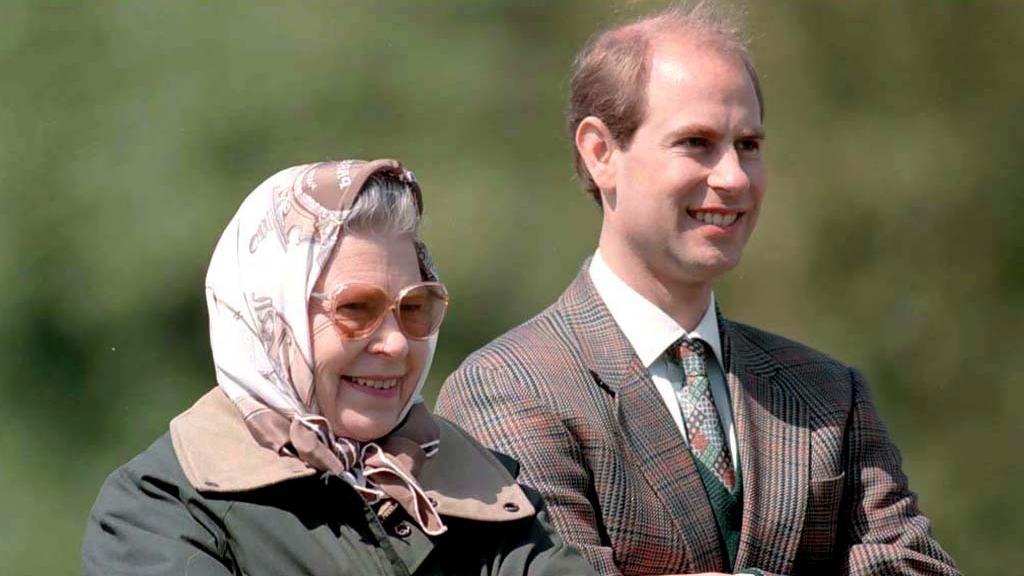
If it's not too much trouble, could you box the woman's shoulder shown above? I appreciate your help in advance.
[83,432,241,575]
[421,417,598,575]
[102,432,193,495]
[431,416,520,476]
[170,388,316,493]
[416,416,537,523]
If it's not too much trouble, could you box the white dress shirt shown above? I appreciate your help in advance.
[589,251,739,471]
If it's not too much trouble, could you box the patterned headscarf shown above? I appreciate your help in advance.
[205,159,446,535]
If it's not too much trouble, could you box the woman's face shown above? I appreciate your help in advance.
[309,232,430,442]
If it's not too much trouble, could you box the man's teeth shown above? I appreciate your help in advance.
[691,211,738,227]
[348,377,400,390]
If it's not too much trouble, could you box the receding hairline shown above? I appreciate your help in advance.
[619,2,751,49]
[648,26,764,114]
[613,6,757,92]
[568,2,763,200]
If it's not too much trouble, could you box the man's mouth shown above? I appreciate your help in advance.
[688,209,742,227]
[342,375,402,391]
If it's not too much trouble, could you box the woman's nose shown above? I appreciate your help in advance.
[367,312,409,358]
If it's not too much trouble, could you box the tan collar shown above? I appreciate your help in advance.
[170,389,534,522]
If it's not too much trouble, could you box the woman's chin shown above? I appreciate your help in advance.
[330,409,401,442]
[316,373,419,441]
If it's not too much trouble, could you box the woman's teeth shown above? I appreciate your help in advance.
[690,210,739,227]
[346,376,400,390]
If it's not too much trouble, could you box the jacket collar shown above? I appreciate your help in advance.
[170,388,534,523]
[557,260,649,394]
[588,251,725,369]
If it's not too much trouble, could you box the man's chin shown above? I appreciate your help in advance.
[667,251,743,285]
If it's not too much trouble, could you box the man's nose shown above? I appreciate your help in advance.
[368,312,409,358]
[706,147,750,194]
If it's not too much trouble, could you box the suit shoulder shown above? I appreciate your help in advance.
[727,320,852,373]
[726,320,861,414]
[450,302,584,378]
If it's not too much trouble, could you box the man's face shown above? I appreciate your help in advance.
[602,34,766,290]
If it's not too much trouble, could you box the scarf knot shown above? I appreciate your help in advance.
[287,405,447,536]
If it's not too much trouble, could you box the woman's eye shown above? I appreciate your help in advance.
[336,302,370,314]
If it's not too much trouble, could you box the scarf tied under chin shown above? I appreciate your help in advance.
[288,402,446,536]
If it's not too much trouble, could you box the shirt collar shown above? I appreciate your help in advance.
[588,250,723,369]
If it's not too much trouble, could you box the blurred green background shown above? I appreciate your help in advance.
[2,1,1021,573]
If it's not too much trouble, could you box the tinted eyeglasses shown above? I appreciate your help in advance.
[310,282,449,340]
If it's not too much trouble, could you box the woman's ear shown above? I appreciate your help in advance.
[575,116,618,193]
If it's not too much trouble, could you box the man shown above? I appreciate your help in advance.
[437,5,958,576]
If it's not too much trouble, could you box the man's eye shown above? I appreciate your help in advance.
[736,139,761,153]
[676,137,709,148]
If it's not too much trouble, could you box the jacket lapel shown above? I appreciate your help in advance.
[558,264,725,572]
[722,318,809,575]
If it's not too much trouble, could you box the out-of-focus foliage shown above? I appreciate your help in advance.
[1,1,1020,573]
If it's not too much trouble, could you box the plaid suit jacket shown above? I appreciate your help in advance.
[436,264,958,576]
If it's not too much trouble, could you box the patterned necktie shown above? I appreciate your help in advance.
[667,337,736,492]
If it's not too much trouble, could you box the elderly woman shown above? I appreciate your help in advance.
[82,160,593,575]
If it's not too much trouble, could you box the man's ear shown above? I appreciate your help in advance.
[575,116,617,192]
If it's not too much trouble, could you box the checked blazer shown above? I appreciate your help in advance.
[436,263,958,576]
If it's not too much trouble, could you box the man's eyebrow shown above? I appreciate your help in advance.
[666,124,720,140]
[664,124,766,141]
[740,127,766,140]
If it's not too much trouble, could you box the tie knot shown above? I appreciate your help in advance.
[667,334,708,379]
[667,336,707,367]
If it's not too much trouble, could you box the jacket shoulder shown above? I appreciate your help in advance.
[434,416,520,477]
[417,417,537,522]
[448,302,586,381]
[83,433,236,575]
[726,319,859,414]
[434,417,509,461]
[727,319,852,372]
[91,432,230,519]
[113,433,196,492]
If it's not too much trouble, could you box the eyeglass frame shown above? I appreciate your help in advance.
[309,281,449,341]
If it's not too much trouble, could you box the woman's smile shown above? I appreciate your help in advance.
[341,374,404,397]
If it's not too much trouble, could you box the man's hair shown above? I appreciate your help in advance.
[568,1,764,203]
[344,173,421,237]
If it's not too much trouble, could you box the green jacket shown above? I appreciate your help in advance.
[82,390,594,575]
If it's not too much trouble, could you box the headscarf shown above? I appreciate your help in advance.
[204,159,446,535]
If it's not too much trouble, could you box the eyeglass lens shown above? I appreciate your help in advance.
[331,283,446,339]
